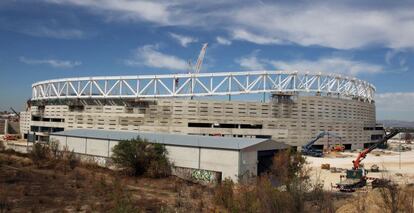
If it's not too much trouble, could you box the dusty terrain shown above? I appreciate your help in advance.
[306,141,414,190]
[1,139,413,212]
[0,150,218,212]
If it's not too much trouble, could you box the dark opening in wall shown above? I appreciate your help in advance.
[30,126,39,132]
[51,118,65,122]
[52,128,64,132]
[364,143,375,148]
[69,105,85,112]
[188,122,212,128]
[188,122,264,129]
[240,124,263,129]
[32,116,41,121]
[41,117,51,122]
[255,135,271,139]
[371,134,383,141]
[217,123,238,128]
[312,145,324,150]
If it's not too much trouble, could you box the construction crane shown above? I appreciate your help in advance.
[9,107,20,118]
[301,131,342,157]
[336,128,412,192]
[193,43,208,74]
[175,43,208,98]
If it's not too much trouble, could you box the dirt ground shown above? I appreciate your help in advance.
[306,141,414,190]
[0,151,219,212]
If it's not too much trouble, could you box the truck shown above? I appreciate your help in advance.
[336,128,405,192]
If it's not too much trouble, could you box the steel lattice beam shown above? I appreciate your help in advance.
[31,71,376,102]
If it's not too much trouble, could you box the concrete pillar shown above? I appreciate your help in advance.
[4,119,8,135]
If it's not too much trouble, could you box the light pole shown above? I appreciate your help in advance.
[399,136,402,169]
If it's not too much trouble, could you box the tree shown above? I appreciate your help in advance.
[270,149,310,212]
[111,137,171,177]
[404,133,412,144]
[30,142,51,167]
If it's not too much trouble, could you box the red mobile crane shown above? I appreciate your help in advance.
[336,128,404,192]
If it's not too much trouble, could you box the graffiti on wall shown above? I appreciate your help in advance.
[191,169,214,182]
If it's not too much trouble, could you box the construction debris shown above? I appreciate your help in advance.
[321,164,330,170]
[370,164,379,172]
[330,167,341,173]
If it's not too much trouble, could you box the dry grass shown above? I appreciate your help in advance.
[0,152,218,212]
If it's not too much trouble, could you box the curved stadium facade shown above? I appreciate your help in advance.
[20,71,384,150]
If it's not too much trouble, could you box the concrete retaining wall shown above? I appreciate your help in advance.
[50,135,244,182]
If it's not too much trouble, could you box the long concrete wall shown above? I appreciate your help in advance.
[25,95,383,149]
[50,135,242,182]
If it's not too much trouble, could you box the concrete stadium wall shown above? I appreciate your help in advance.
[26,95,383,150]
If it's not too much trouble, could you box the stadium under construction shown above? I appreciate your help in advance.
[21,70,384,151]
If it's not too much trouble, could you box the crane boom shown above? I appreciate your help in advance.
[352,128,403,170]
[301,131,342,157]
[303,131,341,150]
[9,107,20,118]
[194,43,208,74]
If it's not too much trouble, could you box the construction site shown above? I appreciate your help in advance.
[1,44,414,212]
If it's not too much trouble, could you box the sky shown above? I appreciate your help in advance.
[0,0,413,121]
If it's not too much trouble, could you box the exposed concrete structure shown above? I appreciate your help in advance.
[23,95,383,150]
[49,129,289,182]
[1,119,20,135]
[21,71,384,150]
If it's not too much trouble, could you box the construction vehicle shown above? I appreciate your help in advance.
[301,131,341,157]
[336,129,402,192]
[3,134,18,141]
[331,144,345,152]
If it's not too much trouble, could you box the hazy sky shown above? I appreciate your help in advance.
[0,0,413,121]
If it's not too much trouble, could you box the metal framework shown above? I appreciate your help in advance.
[31,71,376,102]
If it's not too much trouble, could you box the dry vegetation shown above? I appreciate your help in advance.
[213,149,414,213]
[1,142,414,212]
[0,146,218,212]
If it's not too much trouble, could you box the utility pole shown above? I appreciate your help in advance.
[399,137,402,169]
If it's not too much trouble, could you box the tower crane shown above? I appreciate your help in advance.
[175,43,208,97]
[194,43,208,74]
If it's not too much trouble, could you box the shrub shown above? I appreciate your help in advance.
[375,180,414,213]
[256,175,293,213]
[60,146,79,174]
[30,143,50,166]
[270,149,310,212]
[49,139,60,159]
[110,177,138,212]
[213,178,235,210]
[235,184,260,213]
[111,137,172,177]
[0,141,5,152]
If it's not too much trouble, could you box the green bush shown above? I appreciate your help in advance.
[111,137,171,177]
